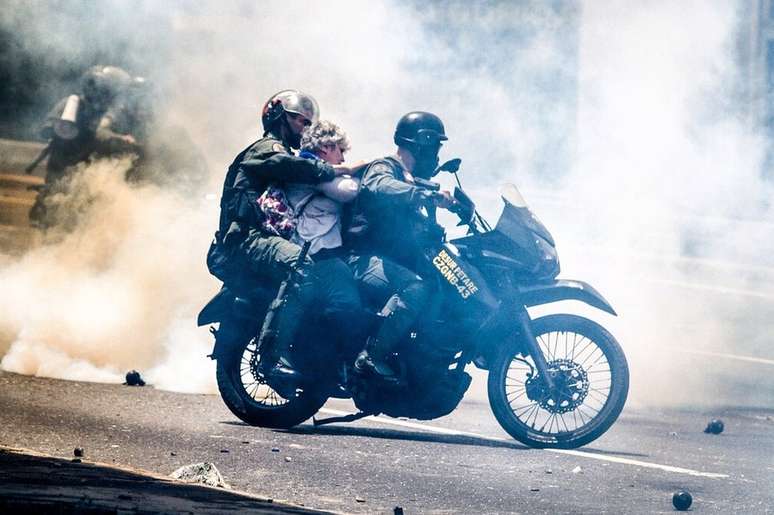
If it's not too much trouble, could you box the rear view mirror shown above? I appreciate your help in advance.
[434,158,461,176]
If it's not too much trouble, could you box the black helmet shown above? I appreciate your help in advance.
[394,111,447,149]
[261,89,320,132]
[80,65,131,109]
[394,111,447,178]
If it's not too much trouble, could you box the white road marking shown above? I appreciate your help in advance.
[317,408,729,479]
[647,278,774,300]
[675,348,774,367]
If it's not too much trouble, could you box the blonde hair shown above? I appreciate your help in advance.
[300,120,351,154]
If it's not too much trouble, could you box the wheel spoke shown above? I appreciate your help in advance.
[235,341,290,408]
[559,412,571,432]
[507,390,529,406]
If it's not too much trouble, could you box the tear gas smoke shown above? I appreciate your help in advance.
[0,158,218,392]
[1,1,772,407]
[558,0,774,407]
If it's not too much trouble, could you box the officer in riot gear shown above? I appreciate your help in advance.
[345,111,454,379]
[207,89,340,380]
[29,65,137,228]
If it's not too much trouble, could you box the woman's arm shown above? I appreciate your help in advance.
[332,159,370,176]
[316,175,360,202]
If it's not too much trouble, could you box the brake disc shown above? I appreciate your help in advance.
[525,358,589,414]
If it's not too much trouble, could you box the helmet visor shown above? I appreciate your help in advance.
[415,128,448,147]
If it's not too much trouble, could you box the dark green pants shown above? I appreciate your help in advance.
[239,232,366,348]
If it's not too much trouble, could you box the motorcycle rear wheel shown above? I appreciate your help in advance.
[488,314,629,449]
[216,335,327,429]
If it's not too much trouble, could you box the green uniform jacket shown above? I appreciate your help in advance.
[345,155,433,267]
[216,134,335,244]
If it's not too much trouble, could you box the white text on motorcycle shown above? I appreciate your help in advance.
[433,249,479,299]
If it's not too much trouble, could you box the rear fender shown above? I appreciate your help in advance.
[197,286,235,326]
[198,286,270,360]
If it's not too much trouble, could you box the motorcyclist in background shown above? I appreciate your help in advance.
[29,65,138,228]
[344,111,455,380]
[116,76,208,191]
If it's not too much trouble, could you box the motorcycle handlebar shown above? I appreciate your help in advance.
[412,177,440,191]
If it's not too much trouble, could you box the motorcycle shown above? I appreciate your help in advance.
[198,160,629,449]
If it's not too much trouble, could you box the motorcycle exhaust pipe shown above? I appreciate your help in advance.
[53,95,79,140]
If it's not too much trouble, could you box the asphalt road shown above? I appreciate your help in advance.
[1,371,772,514]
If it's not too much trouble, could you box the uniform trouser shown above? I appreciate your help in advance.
[239,232,364,351]
[345,254,431,353]
[29,166,73,228]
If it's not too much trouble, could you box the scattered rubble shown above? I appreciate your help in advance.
[284,456,292,462]
[704,419,724,434]
[672,490,692,511]
[355,496,366,503]
[572,466,583,474]
[169,462,228,488]
[124,370,146,387]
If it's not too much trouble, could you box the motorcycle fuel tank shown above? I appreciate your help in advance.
[428,242,499,310]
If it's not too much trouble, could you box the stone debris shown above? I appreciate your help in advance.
[284,456,292,462]
[169,462,228,488]
[672,490,692,511]
[73,448,84,457]
[704,419,724,434]
[271,447,280,452]
[572,466,583,474]
[124,370,146,387]
[355,496,366,503]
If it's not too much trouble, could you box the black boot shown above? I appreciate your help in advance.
[353,299,407,383]
[263,297,304,385]
[263,325,302,383]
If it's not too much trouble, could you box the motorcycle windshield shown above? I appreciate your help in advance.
[496,184,555,246]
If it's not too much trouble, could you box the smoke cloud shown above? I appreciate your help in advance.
[1,0,772,407]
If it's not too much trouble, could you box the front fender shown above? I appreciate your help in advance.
[519,279,617,316]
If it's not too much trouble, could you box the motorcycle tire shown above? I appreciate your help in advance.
[488,314,629,449]
[216,336,328,429]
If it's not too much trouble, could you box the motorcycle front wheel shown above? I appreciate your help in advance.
[216,335,327,429]
[488,314,629,449]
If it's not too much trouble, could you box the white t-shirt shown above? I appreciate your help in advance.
[286,175,359,255]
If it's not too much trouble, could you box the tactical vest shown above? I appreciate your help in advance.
[343,156,405,254]
[206,141,262,282]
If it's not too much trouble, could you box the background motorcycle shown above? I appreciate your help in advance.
[199,160,629,449]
